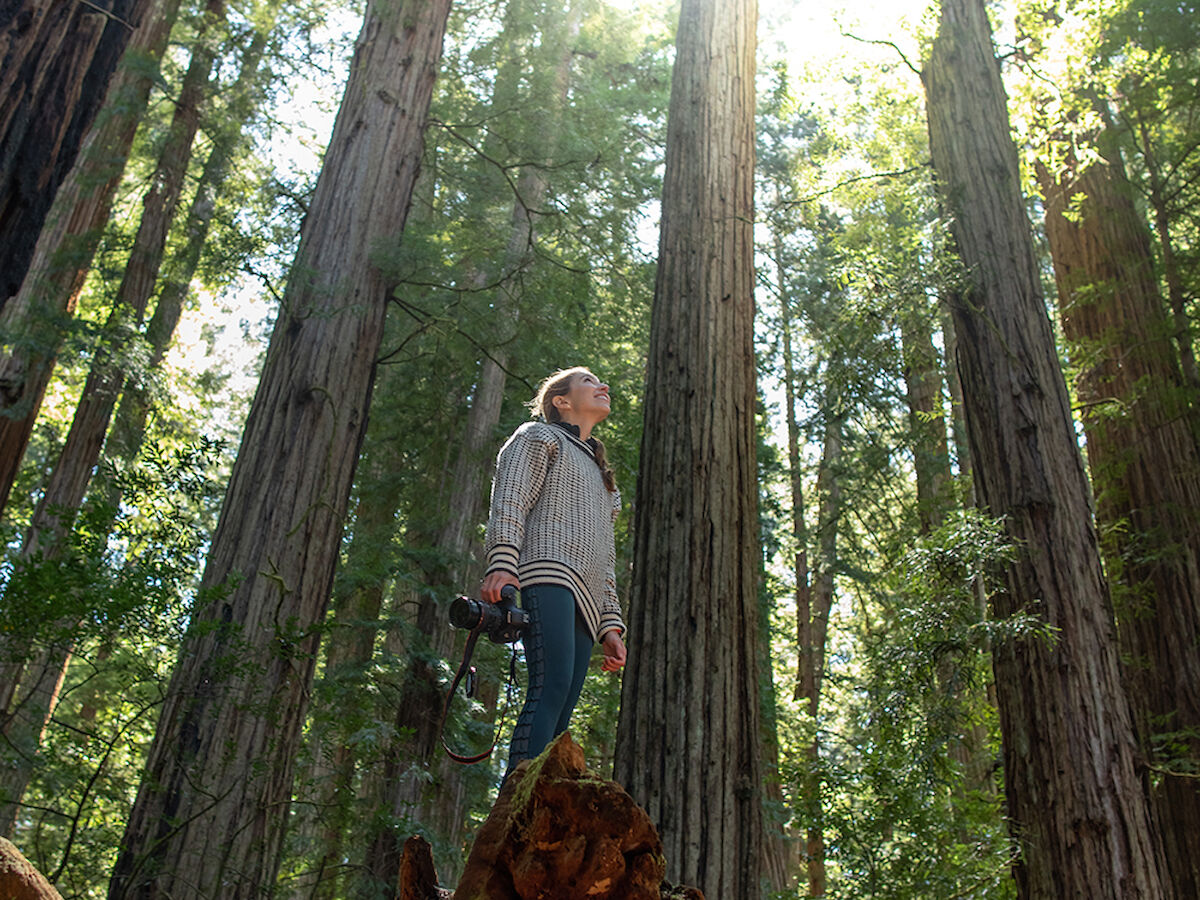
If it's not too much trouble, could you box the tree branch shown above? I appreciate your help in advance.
[838,27,922,78]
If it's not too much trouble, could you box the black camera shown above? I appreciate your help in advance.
[449,584,528,643]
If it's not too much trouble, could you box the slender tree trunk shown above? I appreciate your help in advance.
[23,0,221,551]
[938,304,975,507]
[0,0,181,516]
[102,23,273,495]
[21,0,224,555]
[0,0,181,823]
[899,300,952,533]
[797,414,840,898]
[903,296,997,800]
[1039,139,1200,900]
[772,230,806,892]
[106,0,452,894]
[0,0,158,309]
[612,0,763,892]
[922,1,1168,897]
[299,477,395,900]
[1129,114,1198,389]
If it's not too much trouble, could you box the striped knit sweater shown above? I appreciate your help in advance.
[484,420,624,641]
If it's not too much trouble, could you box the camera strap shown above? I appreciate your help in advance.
[440,622,522,765]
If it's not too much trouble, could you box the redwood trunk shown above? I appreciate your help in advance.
[0,4,228,827]
[900,302,952,532]
[922,0,1167,896]
[0,0,180,515]
[106,0,451,894]
[19,0,223,555]
[0,0,157,308]
[1039,141,1200,899]
[103,24,272,491]
[612,0,763,892]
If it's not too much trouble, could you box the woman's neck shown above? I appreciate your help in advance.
[557,415,596,441]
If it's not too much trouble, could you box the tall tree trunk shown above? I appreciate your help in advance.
[0,4,227,830]
[798,413,841,898]
[1039,138,1200,900]
[21,0,223,561]
[773,230,806,893]
[0,0,158,309]
[921,1,1168,897]
[102,23,273,496]
[612,0,763,892]
[106,0,452,894]
[899,300,952,533]
[939,304,975,507]
[298,462,397,900]
[0,0,180,516]
[1127,114,1198,389]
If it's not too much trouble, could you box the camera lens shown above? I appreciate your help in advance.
[449,596,483,629]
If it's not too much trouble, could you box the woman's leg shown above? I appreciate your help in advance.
[553,609,594,736]
[505,585,591,772]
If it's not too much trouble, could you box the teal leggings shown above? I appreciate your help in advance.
[505,584,592,776]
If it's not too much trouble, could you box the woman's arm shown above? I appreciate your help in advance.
[482,425,556,602]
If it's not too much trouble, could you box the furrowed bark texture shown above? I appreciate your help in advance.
[0,0,179,515]
[922,0,1167,897]
[1040,144,1200,899]
[106,0,451,895]
[900,303,953,533]
[0,0,232,832]
[613,0,764,893]
[0,0,156,308]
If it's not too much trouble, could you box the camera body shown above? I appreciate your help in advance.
[449,584,528,643]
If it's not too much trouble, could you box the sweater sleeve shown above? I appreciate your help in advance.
[597,487,624,640]
[484,424,557,578]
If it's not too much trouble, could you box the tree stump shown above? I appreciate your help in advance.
[452,732,703,900]
[398,834,452,900]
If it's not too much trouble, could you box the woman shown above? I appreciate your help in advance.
[481,367,627,775]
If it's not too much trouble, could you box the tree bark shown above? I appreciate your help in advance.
[612,0,763,892]
[1125,111,1199,389]
[899,300,952,533]
[102,22,272,498]
[0,0,180,516]
[922,0,1168,896]
[106,0,452,894]
[797,414,841,898]
[0,0,158,309]
[20,0,223,561]
[1039,138,1200,900]
[0,2,228,831]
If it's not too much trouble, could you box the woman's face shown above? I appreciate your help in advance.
[556,371,611,424]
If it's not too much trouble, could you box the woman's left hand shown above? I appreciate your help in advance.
[600,632,627,672]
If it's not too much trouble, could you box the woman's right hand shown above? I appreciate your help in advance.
[481,570,519,604]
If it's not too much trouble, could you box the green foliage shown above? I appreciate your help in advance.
[11,0,1189,894]
[774,513,1019,900]
[2,439,220,649]
[2,439,224,897]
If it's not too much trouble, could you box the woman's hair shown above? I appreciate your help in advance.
[530,367,617,492]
